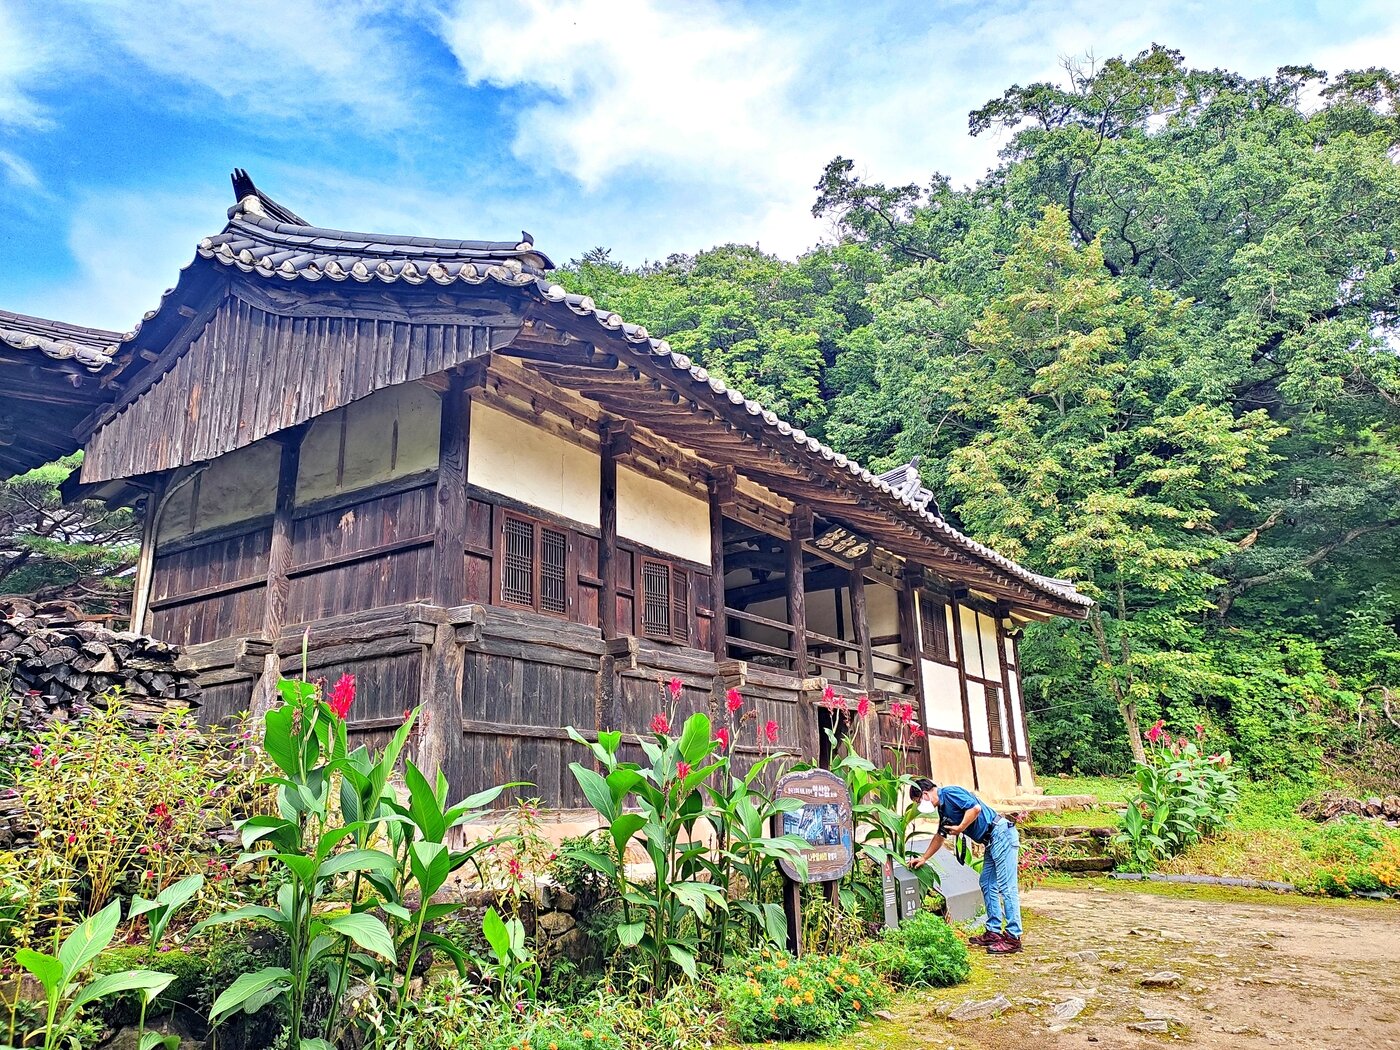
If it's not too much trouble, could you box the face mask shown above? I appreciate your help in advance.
[917,800,936,815]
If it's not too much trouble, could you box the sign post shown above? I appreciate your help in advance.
[773,768,855,956]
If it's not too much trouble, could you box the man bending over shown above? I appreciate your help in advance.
[908,778,1022,954]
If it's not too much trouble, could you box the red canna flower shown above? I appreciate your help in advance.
[1146,719,1165,745]
[507,856,523,881]
[714,726,731,750]
[764,720,780,744]
[856,695,871,719]
[726,687,744,713]
[822,684,835,704]
[677,761,691,779]
[650,712,671,735]
[668,676,684,701]
[1195,723,1205,738]
[328,674,356,719]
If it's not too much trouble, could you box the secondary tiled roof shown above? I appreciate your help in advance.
[118,172,1092,613]
[0,309,123,372]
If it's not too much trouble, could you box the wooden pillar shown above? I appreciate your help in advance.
[708,475,728,660]
[431,373,471,606]
[418,373,474,783]
[128,476,166,635]
[898,565,931,778]
[251,427,305,717]
[787,507,812,678]
[994,606,1024,789]
[849,557,874,691]
[948,589,979,790]
[599,424,624,640]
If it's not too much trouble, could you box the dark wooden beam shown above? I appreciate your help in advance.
[432,372,472,605]
[600,421,621,640]
[849,560,873,692]
[897,563,931,778]
[787,510,809,679]
[251,425,305,716]
[994,605,1023,789]
[709,477,727,660]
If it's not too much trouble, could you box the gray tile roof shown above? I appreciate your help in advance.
[0,309,122,372]
[130,173,1092,613]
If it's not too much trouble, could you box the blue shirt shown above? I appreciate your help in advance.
[937,785,998,845]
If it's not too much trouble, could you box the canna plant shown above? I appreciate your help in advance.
[1117,722,1237,869]
[565,691,808,990]
[195,671,402,1050]
[14,899,175,1050]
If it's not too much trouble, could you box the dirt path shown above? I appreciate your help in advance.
[822,882,1400,1049]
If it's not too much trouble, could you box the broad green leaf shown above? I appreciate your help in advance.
[609,812,646,858]
[154,873,205,912]
[315,848,396,882]
[482,906,510,961]
[667,943,698,980]
[263,704,301,777]
[677,712,713,763]
[322,913,397,960]
[409,840,452,899]
[211,967,292,1025]
[403,760,447,842]
[569,764,617,822]
[68,970,174,1018]
[141,1032,180,1050]
[616,921,645,948]
[192,904,287,936]
[57,899,121,981]
[14,949,62,999]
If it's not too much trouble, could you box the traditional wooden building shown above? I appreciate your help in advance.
[24,172,1091,805]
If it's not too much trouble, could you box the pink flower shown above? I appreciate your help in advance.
[726,688,744,713]
[328,674,356,719]
[1145,719,1165,745]
[714,726,731,750]
[402,708,413,721]
[822,685,835,704]
[507,857,523,881]
[764,720,780,744]
[1195,724,1205,739]
[650,712,671,735]
[29,744,41,759]
[909,724,926,740]
[856,695,871,719]
[677,761,691,779]
[668,676,683,701]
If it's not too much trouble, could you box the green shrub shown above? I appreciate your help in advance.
[857,911,969,988]
[719,950,890,1043]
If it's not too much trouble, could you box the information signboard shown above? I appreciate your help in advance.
[775,768,855,883]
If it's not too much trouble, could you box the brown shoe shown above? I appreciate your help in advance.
[987,934,1022,955]
[968,930,1002,946]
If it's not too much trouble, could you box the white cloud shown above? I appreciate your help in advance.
[56,0,421,129]
[0,3,52,130]
[431,0,1400,258]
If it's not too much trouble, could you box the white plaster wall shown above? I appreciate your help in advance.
[958,604,984,679]
[921,659,963,732]
[978,613,1003,682]
[159,440,278,541]
[297,383,441,504]
[617,466,709,564]
[867,582,909,695]
[468,403,600,529]
[1008,667,1028,757]
[966,679,990,751]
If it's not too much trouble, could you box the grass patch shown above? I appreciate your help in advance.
[1038,775,1135,805]
[1022,805,1121,828]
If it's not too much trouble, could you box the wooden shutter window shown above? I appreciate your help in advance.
[919,594,951,663]
[985,684,1005,753]
[540,527,568,615]
[640,559,671,637]
[669,566,690,644]
[502,516,535,608]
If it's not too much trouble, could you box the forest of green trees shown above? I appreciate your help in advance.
[558,47,1400,786]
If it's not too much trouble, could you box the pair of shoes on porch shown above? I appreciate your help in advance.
[968,929,1001,947]
[986,933,1022,955]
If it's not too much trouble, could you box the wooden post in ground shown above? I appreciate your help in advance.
[417,371,473,782]
[251,427,305,717]
[788,507,812,678]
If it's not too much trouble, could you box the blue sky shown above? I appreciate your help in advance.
[2,0,1398,331]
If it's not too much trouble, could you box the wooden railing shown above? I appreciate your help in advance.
[723,606,797,670]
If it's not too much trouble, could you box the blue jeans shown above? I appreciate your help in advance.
[979,820,1022,938]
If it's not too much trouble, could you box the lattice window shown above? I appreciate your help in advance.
[669,566,689,643]
[502,516,535,608]
[641,559,671,636]
[540,528,568,615]
[985,684,1005,753]
[919,593,951,662]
